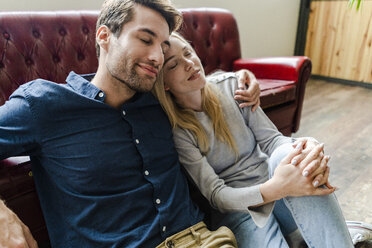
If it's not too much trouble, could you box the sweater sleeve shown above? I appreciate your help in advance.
[243,106,293,156]
[213,73,294,156]
[173,127,274,227]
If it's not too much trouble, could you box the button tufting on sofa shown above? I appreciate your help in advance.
[32,30,41,38]
[3,31,10,40]
[59,28,66,36]
[82,26,89,34]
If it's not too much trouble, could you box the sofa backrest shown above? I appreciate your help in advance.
[0,11,99,105]
[0,8,241,105]
[178,8,241,75]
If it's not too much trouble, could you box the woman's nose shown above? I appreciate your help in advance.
[185,59,194,71]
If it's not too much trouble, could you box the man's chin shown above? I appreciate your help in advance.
[128,78,156,93]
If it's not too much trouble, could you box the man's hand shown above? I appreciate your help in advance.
[0,200,38,248]
[234,69,260,111]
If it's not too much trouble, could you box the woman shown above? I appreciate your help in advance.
[152,33,353,247]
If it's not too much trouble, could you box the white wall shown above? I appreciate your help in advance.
[0,0,300,58]
[173,0,301,58]
[0,0,102,11]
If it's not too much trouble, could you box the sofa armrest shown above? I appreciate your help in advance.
[0,157,49,244]
[0,157,30,168]
[233,56,312,83]
[0,157,32,199]
[234,56,312,134]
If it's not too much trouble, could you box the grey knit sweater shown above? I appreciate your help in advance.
[173,72,293,227]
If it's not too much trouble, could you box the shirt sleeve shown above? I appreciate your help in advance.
[0,85,41,160]
[173,127,274,227]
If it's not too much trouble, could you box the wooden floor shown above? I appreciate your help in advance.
[293,78,372,225]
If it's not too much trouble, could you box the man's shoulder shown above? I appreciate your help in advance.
[11,79,73,101]
[15,79,67,95]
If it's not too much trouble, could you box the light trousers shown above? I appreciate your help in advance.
[212,143,354,248]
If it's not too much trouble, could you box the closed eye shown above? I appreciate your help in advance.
[184,51,192,57]
[141,39,151,44]
[168,62,178,70]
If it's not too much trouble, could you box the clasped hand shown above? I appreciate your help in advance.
[272,139,336,199]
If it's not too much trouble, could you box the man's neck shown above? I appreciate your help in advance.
[91,69,136,109]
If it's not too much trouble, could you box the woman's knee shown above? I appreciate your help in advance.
[268,143,294,177]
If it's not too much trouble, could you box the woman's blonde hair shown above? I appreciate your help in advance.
[152,33,238,156]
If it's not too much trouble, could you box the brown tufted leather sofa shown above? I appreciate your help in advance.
[0,8,311,246]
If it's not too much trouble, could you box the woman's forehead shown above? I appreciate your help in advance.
[170,35,188,48]
[165,36,188,58]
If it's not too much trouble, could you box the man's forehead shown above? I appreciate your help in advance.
[130,5,170,39]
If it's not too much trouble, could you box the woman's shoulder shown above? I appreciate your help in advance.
[207,71,238,96]
[207,71,237,84]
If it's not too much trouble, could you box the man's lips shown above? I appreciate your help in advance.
[188,69,201,81]
[137,63,158,78]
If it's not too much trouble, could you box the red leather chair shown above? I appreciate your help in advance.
[0,8,311,245]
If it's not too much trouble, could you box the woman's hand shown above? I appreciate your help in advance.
[260,143,336,203]
[291,138,334,188]
[234,69,260,111]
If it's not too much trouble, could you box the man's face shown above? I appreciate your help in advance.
[105,5,170,92]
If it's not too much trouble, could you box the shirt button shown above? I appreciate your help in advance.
[144,170,149,176]
[156,199,161,204]
[135,139,140,144]
[162,226,166,232]
[98,92,104,98]
[122,110,126,116]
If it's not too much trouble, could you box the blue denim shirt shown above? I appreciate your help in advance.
[0,72,203,247]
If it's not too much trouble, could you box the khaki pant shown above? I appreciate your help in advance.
[156,221,237,248]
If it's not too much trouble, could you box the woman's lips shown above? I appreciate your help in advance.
[188,70,201,81]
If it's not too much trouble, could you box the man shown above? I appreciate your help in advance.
[0,0,260,247]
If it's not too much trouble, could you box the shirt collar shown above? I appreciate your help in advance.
[66,71,103,100]
[65,71,160,107]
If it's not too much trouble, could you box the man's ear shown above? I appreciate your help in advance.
[96,25,111,52]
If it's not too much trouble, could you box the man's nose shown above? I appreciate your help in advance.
[148,46,164,67]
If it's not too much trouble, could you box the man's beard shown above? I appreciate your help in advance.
[111,61,158,93]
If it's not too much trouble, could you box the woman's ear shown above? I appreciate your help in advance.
[96,25,111,53]
[164,82,170,91]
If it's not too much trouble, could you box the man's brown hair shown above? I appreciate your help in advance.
[96,0,183,57]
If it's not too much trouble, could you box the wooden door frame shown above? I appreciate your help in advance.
[294,0,311,56]
[294,0,372,88]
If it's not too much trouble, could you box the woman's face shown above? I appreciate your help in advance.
[162,35,206,96]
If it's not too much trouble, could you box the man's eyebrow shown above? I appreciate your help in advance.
[138,28,157,37]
